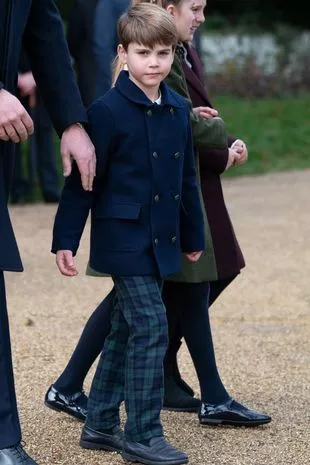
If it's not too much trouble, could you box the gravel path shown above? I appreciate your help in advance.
[6,170,310,465]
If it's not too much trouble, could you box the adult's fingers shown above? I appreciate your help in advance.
[75,157,92,191]
[20,110,34,136]
[0,126,9,141]
[87,156,96,191]
[3,122,21,143]
[12,118,29,142]
[61,151,73,177]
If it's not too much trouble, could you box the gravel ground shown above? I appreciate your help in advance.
[5,170,310,465]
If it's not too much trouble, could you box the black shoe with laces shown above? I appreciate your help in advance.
[0,443,39,464]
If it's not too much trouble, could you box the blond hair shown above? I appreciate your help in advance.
[112,2,177,86]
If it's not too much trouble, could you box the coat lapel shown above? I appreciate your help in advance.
[182,46,212,107]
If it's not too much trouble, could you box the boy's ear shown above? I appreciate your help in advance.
[117,44,127,65]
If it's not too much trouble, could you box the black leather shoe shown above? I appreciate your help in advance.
[80,424,124,452]
[122,436,188,465]
[0,444,39,464]
[163,376,200,412]
[44,385,87,421]
[199,398,272,427]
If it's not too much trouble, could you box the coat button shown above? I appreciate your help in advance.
[154,194,160,202]
[152,152,158,159]
[174,152,181,159]
[170,108,174,115]
[174,194,180,201]
[147,110,152,117]
[154,238,159,245]
[171,236,177,244]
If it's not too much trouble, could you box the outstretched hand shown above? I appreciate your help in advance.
[0,89,34,142]
[56,250,78,277]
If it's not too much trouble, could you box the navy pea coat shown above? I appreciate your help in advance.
[0,0,87,272]
[52,71,205,277]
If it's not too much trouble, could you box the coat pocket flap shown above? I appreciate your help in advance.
[95,203,142,220]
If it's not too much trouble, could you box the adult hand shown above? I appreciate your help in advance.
[193,106,218,119]
[56,250,78,276]
[0,89,34,142]
[185,251,203,262]
[60,124,96,191]
[18,72,37,108]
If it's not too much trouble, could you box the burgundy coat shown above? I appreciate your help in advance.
[182,46,245,280]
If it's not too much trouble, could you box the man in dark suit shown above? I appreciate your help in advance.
[0,1,96,463]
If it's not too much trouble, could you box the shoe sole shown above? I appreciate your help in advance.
[199,418,272,427]
[44,401,85,422]
[163,406,198,413]
[80,439,122,453]
[122,452,188,465]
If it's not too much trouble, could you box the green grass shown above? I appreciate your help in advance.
[213,94,310,177]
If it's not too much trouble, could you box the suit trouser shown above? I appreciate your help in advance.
[0,271,21,449]
[87,275,168,442]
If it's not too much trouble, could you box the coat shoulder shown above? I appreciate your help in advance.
[165,84,190,110]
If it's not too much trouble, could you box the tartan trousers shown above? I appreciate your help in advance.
[87,275,168,442]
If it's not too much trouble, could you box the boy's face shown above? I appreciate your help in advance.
[167,0,206,42]
[118,42,174,95]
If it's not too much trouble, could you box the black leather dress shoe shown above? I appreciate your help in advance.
[80,424,124,452]
[163,376,200,412]
[0,444,39,464]
[122,436,188,465]
[44,385,87,421]
[199,398,272,427]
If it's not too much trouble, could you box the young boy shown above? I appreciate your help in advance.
[52,4,204,465]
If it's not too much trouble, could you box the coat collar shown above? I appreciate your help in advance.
[178,45,212,107]
[115,70,184,108]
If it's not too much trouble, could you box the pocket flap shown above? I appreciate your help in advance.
[95,203,142,220]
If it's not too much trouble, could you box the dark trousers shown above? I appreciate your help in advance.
[11,94,59,201]
[55,277,236,405]
[0,271,21,449]
[87,276,167,442]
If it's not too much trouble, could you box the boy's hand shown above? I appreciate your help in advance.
[185,251,203,262]
[231,139,248,166]
[193,106,218,119]
[56,250,78,276]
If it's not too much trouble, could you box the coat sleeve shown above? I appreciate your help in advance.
[23,0,87,136]
[165,54,228,150]
[87,99,116,178]
[0,81,4,91]
[51,162,94,255]
[51,100,115,255]
[180,110,205,253]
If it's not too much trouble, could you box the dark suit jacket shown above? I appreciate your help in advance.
[0,0,87,272]
[67,0,98,106]
[52,71,205,277]
[183,45,245,279]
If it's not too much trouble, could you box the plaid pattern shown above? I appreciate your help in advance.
[87,276,168,442]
